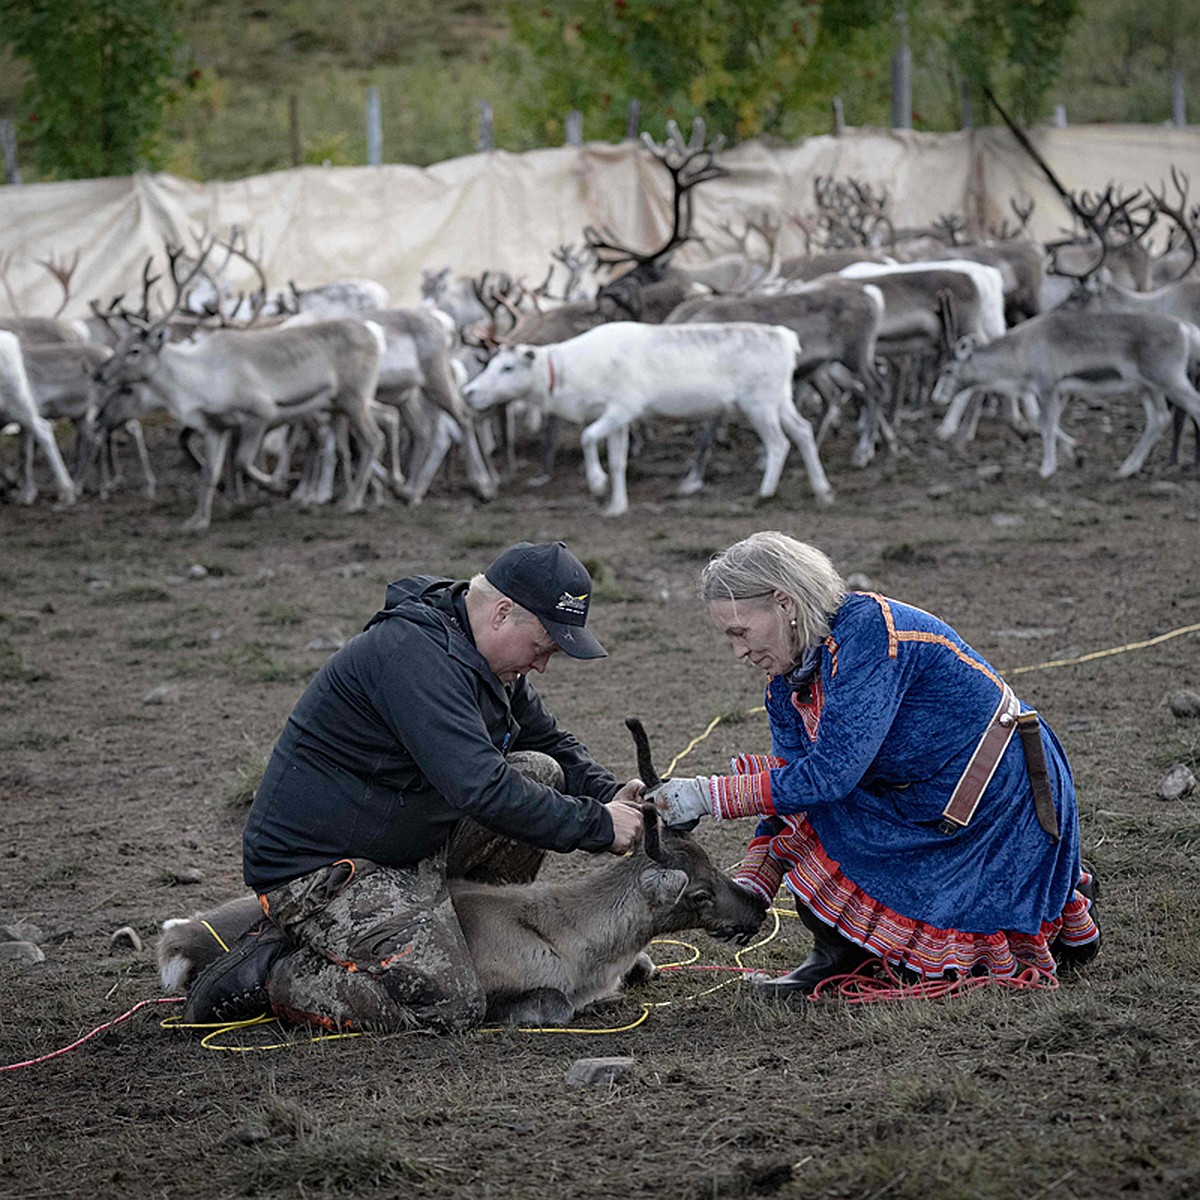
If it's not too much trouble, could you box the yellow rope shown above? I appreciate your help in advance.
[199,920,231,954]
[169,619,1199,1052]
[1006,621,1200,676]
[663,620,1200,772]
[665,714,725,776]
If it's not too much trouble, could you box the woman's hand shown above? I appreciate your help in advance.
[644,776,712,827]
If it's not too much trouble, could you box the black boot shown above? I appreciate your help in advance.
[752,901,876,999]
[1053,860,1102,969]
[182,920,292,1024]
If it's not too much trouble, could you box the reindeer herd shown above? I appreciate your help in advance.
[2,121,1199,531]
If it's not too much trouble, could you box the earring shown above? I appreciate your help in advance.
[789,618,797,628]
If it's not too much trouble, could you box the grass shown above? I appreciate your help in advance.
[224,755,269,810]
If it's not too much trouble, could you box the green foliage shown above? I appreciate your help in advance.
[501,0,820,142]
[949,0,1081,124]
[0,0,190,178]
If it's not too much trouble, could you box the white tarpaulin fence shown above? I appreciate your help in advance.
[0,125,1197,319]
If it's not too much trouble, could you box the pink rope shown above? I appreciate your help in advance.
[0,997,184,1072]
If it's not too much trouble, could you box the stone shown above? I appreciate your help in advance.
[170,867,204,886]
[307,632,345,652]
[142,683,181,706]
[563,1056,636,1087]
[10,611,40,633]
[1148,481,1184,497]
[844,573,875,592]
[40,602,55,614]
[337,562,366,579]
[1,920,44,944]
[1158,764,1197,802]
[0,940,45,964]
[110,926,144,952]
[85,579,112,597]
[991,513,1023,528]
[926,483,954,500]
[207,627,223,642]
[186,563,209,580]
[1168,690,1200,719]
[975,462,1003,482]
[224,1123,271,1146]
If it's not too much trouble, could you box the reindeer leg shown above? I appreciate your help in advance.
[483,987,574,1027]
[340,399,384,514]
[123,419,156,500]
[738,402,790,500]
[528,414,563,488]
[1037,388,1062,479]
[17,429,37,505]
[29,414,75,507]
[780,399,835,505]
[677,415,721,496]
[182,426,229,532]
[1118,391,1172,478]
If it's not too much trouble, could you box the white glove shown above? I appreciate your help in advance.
[645,776,712,827]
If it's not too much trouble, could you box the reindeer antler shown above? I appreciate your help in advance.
[585,118,728,274]
[33,250,80,318]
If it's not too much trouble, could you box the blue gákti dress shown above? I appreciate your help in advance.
[725,593,1099,977]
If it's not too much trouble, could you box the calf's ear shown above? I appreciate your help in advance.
[639,866,689,908]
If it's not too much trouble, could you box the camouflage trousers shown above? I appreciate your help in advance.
[261,751,563,1034]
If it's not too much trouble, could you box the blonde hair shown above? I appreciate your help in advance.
[468,573,539,623]
[700,532,845,652]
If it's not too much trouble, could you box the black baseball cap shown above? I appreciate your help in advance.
[485,541,607,660]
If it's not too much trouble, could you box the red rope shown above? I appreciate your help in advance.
[808,957,1060,1003]
[0,997,184,1073]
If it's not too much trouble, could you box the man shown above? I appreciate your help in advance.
[186,541,644,1032]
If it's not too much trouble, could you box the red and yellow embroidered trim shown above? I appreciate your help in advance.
[710,772,775,820]
[823,635,839,677]
[732,835,786,905]
[865,593,899,658]
[791,674,825,741]
[895,630,1004,690]
[730,753,786,775]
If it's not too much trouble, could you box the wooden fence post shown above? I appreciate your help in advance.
[625,99,641,139]
[1172,72,1187,126]
[0,119,19,185]
[565,110,583,146]
[366,86,382,165]
[890,3,912,130]
[288,94,302,167]
[477,101,494,152]
[832,96,845,137]
[960,80,974,130]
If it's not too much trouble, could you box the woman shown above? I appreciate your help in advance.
[648,532,1100,996]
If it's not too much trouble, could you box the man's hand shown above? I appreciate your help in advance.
[645,776,712,827]
[605,778,645,854]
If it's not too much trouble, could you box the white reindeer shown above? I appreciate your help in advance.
[463,322,834,517]
[0,331,76,507]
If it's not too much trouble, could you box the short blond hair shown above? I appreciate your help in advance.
[700,532,845,649]
[468,573,539,623]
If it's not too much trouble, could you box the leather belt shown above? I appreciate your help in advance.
[938,685,1060,842]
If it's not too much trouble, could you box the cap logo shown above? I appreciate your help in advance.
[556,591,589,614]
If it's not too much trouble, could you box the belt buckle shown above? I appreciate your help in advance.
[938,817,961,837]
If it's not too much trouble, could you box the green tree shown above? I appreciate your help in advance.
[502,0,1082,141]
[501,0,821,144]
[1,0,188,179]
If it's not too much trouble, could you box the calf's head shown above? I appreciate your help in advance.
[638,805,766,944]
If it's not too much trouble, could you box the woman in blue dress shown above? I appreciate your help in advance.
[648,531,1100,997]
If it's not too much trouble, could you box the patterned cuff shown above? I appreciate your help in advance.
[730,753,787,776]
[731,835,785,906]
[708,771,775,820]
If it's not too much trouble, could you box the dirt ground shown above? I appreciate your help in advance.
[2,402,1199,1200]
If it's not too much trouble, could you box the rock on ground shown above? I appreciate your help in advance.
[1158,764,1197,802]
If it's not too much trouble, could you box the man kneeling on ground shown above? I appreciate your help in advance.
[185,541,644,1032]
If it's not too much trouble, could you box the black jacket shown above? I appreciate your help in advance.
[243,576,619,891]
